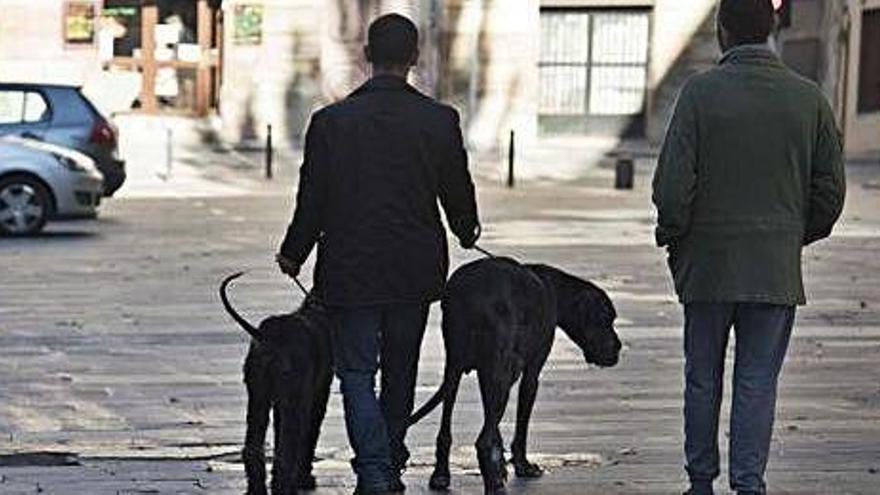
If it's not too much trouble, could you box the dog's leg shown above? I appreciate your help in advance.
[510,364,544,479]
[271,400,303,495]
[428,370,463,491]
[243,383,270,495]
[476,368,511,494]
[272,395,310,495]
[270,405,288,495]
[297,368,332,491]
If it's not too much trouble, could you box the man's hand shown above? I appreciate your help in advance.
[459,223,481,249]
[275,253,301,278]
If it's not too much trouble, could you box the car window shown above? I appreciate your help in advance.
[0,90,49,124]
[0,90,25,124]
[23,92,49,123]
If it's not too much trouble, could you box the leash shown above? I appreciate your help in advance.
[471,224,496,259]
[291,275,310,297]
[284,239,493,295]
[473,244,496,258]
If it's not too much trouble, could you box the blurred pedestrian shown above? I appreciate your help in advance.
[652,1,846,494]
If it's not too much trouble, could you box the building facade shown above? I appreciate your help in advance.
[1,0,877,178]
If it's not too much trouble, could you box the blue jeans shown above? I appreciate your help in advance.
[331,304,429,491]
[683,303,795,495]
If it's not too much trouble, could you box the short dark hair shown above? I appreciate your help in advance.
[367,14,419,67]
[718,0,775,45]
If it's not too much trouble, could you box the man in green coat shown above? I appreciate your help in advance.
[652,1,846,494]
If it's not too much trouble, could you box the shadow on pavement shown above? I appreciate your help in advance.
[0,231,99,241]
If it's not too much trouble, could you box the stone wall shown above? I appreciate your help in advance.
[218,0,322,148]
[843,0,880,156]
[0,1,102,86]
[646,0,719,143]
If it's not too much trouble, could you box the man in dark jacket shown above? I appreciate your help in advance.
[276,14,480,495]
[652,1,845,494]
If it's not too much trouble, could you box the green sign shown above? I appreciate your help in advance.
[234,5,264,45]
[102,7,138,17]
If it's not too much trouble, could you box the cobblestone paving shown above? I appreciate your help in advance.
[0,165,878,494]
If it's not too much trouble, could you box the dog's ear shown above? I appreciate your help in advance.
[575,282,616,329]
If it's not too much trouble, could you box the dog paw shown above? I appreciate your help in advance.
[512,459,543,479]
[482,477,507,494]
[428,470,451,491]
[483,467,507,494]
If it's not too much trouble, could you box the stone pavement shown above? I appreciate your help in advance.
[113,114,286,199]
[0,161,878,494]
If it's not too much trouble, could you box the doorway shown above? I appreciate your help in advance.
[102,0,222,116]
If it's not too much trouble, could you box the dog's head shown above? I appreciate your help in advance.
[557,280,622,368]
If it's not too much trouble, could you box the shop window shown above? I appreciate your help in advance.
[100,0,222,115]
[101,0,142,58]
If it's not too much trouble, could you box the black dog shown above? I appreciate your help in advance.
[407,257,622,493]
[220,272,333,495]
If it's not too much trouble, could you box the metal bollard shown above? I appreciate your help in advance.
[265,124,273,180]
[507,130,515,189]
[615,156,634,190]
[165,127,173,180]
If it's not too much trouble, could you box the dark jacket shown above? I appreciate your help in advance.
[652,46,846,305]
[280,75,479,307]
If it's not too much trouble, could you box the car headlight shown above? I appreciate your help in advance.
[52,153,89,173]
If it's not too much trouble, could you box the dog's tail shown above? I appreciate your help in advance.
[219,272,264,343]
[406,368,459,427]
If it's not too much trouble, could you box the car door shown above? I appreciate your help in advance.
[0,88,52,140]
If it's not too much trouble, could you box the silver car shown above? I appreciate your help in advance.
[0,83,126,196]
[0,136,103,235]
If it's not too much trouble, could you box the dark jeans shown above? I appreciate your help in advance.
[683,303,795,495]
[331,303,429,491]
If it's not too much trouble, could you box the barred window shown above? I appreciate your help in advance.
[539,9,650,125]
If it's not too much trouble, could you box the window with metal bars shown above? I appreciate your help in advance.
[539,8,650,136]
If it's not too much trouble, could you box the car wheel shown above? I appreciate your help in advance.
[0,175,50,235]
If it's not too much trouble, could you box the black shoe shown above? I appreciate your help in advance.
[297,473,317,490]
[389,475,405,492]
[353,486,392,495]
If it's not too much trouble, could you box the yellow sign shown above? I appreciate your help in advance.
[65,2,96,45]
